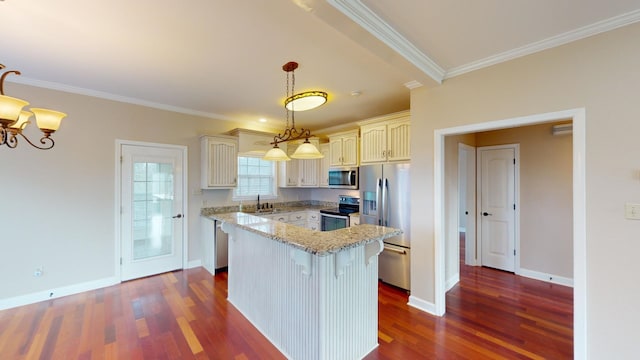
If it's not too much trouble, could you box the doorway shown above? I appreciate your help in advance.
[116,141,188,281]
[433,108,586,357]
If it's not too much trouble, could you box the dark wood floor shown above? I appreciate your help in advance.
[0,260,572,359]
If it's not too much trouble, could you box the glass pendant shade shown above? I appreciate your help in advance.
[30,108,67,132]
[263,146,291,161]
[9,111,32,130]
[285,91,328,111]
[291,140,324,159]
[0,95,29,122]
[0,63,68,150]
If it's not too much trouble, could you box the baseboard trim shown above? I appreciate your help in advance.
[0,276,120,311]
[445,274,460,291]
[408,295,437,315]
[187,259,202,269]
[518,268,574,287]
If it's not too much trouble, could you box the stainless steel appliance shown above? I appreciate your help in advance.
[215,220,228,271]
[360,163,411,290]
[328,167,358,189]
[320,195,359,231]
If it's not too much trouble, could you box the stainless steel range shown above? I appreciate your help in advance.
[319,195,359,231]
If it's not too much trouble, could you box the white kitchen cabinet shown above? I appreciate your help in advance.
[349,213,360,226]
[329,130,359,167]
[307,211,320,231]
[359,111,410,164]
[319,143,330,187]
[201,135,238,188]
[278,139,320,188]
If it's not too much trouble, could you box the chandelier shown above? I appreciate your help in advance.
[263,61,326,161]
[0,63,67,150]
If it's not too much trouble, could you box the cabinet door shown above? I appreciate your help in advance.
[387,120,411,162]
[201,136,238,188]
[285,160,299,186]
[299,159,319,187]
[341,135,359,166]
[329,139,344,166]
[360,124,387,163]
[319,144,330,187]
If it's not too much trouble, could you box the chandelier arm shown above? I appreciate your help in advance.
[0,70,21,96]
[0,127,7,146]
[15,132,55,150]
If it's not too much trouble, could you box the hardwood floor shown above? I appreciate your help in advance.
[0,265,572,359]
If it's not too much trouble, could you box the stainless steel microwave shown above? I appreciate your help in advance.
[328,167,358,189]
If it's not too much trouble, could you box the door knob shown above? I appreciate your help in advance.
[172,214,183,219]
[482,212,492,216]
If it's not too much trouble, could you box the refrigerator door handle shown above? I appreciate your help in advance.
[382,177,388,226]
[376,177,382,225]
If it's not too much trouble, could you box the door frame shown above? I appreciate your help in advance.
[433,108,586,359]
[476,144,520,273]
[114,139,189,281]
[458,143,476,266]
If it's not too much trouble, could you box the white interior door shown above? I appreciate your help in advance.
[120,144,185,281]
[478,145,516,272]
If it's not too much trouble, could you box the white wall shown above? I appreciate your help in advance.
[410,22,640,358]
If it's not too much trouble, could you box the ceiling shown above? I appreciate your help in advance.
[2,0,640,133]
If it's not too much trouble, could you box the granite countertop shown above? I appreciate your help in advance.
[200,200,335,217]
[206,212,402,256]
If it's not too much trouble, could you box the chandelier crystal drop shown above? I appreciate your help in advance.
[0,63,67,150]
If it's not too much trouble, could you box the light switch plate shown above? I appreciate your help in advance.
[625,203,640,220]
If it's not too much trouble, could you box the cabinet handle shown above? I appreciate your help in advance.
[382,150,386,157]
[387,150,391,157]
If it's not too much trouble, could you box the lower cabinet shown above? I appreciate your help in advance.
[307,211,320,230]
[259,210,320,230]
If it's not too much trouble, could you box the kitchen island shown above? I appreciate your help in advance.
[206,212,402,360]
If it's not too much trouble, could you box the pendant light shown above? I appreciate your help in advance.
[263,61,325,161]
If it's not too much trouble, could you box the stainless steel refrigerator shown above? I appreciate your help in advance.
[359,163,411,290]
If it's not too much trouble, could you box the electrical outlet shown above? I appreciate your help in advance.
[625,203,640,220]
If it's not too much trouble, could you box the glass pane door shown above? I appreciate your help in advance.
[121,144,184,281]
[132,162,174,260]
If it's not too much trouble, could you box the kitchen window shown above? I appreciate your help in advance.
[233,155,277,200]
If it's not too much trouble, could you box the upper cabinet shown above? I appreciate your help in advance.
[278,139,320,188]
[319,143,331,188]
[359,111,410,164]
[329,130,359,167]
[201,135,238,189]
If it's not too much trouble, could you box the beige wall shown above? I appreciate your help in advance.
[0,84,281,301]
[411,22,640,358]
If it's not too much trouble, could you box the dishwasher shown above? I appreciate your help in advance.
[214,220,228,271]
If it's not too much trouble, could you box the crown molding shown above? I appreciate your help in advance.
[445,8,640,79]
[6,76,234,121]
[327,0,444,84]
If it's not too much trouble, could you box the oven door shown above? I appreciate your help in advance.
[320,213,350,231]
